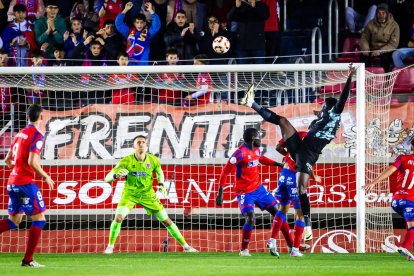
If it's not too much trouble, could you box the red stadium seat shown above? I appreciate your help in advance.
[366,67,385,74]
[336,37,361,63]
[313,98,324,104]
[392,67,414,94]
[407,96,414,102]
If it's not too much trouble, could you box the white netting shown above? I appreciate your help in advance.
[0,64,403,254]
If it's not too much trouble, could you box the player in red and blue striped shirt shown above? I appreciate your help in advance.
[215,128,283,257]
[1,104,55,267]
[366,138,414,261]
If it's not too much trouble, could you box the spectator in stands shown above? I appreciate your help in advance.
[34,0,68,60]
[0,49,12,119]
[360,3,399,72]
[183,54,212,107]
[97,0,123,29]
[387,0,414,48]
[70,0,99,32]
[29,49,46,105]
[163,0,197,27]
[116,1,161,66]
[262,0,280,60]
[63,18,85,61]
[96,19,125,65]
[70,33,107,66]
[228,0,269,64]
[199,15,233,64]
[49,44,67,66]
[108,52,138,104]
[164,9,200,64]
[156,47,184,105]
[345,1,377,33]
[7,0,45,24]
[2,4,37,67]
[392,21,414,68]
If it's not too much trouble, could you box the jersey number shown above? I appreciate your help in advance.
[401,169,414,190]
[10,143,19,175]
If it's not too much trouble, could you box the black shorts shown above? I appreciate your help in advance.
[285,134,330,175]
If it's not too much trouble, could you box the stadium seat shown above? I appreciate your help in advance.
[392,67,414,94]
[407,96,414,102]
[366,67,385,74]
[336,37,361,63]
[347,98,357,104]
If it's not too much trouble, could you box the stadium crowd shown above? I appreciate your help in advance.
[0,0,413,112]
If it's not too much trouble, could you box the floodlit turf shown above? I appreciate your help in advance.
[0,252,412,276]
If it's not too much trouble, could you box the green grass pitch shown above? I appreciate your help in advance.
[0,252,412,275]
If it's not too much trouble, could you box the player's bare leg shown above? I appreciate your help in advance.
[297,172,313,242]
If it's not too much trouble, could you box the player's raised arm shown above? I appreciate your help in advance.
[335,63,356,114]
[364,165,397,192]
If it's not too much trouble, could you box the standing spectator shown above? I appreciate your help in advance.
[108,52,139,104]
[156,47,184,105]
[63,18,85,61]
[183,54,212,107]
[0,49,13,128]
[34,0,67,60]
[115,1,161,66]
[360,3,400,72]
[96,19,125,64]
[70,33,107,66]
[199,15,233,64]
[345,1,377,33]
[7,0,45,24]
[70,0,99,32]
[29,49,46,105]
[164,9,200,64]
[97,0,123,29]
[228,0,269,64]
[262,0,280,60]
[2,4,37,67]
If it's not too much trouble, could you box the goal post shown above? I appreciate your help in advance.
[0,63,402,254]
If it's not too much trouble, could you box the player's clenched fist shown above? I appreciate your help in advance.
[115,169,129,178]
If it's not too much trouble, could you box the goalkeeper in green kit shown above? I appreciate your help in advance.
[104,135,198,254]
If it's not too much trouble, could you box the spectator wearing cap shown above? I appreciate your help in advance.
[7,0,45,24]
[34,0,68,60]
[115,1,161,65]
[360,3,400,72]
[2,4,37,66]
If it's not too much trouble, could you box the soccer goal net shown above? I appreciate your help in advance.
[0,63,405,254]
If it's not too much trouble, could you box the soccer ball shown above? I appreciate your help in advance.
[212,36,230,54]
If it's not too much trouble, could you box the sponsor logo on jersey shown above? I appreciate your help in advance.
[131,172,149,177]
[247,160,259,168]
[36,140,43,149]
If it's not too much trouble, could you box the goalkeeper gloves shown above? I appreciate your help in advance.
[157,184,169,198]
[114,168,129,179]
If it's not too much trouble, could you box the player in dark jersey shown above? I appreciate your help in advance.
[365,139,414,261]
[215,128,284,257]
[1,104,55,267]
[240,64,356,242]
